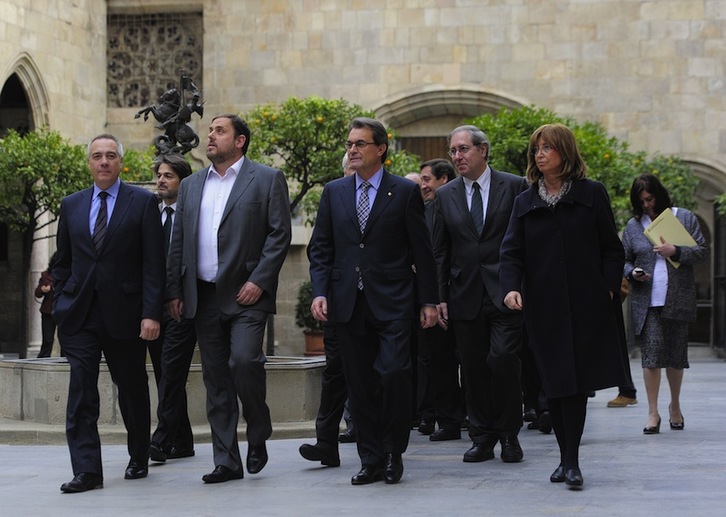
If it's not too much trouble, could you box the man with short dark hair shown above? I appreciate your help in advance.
[308,117,438,485]
[416,158,465,441]
[148,153,198,464]
[167,114,291,484]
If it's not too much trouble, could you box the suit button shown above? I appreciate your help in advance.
[359,243,364,248]
[355,266,361,272]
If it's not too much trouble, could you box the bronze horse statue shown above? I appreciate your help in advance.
[135,85,203,155]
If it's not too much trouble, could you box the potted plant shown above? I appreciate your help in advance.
[295,280,325,356]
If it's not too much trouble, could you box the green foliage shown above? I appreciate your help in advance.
[244,96,422,225]
[0,128,88,235]
[294,280,323,331]
[468,106,698,228]
[717,193,726,216]
[385,148,422,177]
[245,97,375,220]
[121,145,157,182]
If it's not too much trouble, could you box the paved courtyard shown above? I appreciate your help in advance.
[0,357,725,516]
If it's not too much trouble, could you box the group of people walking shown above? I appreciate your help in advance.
[48,113,706,495]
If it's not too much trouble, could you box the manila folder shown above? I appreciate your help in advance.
[643,209,696,269]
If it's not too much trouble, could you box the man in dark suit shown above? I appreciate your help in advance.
[417,159,465,441]
[433,125,526,464]
[147,153,198,464]
[167,114,291,484]
[53,134,166,493]
[308,117,439,485]
[298,154,357,468]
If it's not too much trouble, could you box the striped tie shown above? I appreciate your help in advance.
[92,191,109,253]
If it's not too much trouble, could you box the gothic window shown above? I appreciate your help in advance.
[107,12,203,108]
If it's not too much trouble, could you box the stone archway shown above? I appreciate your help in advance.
[374,87,526,161]
[0,53,50,356]
[1,52,50,133]
[684,158,726,350]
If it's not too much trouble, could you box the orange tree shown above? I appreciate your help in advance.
[0,128,88,356]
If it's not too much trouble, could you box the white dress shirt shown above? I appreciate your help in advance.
[197,157,243,282]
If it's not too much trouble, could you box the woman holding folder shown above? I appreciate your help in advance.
[623,173,707,435]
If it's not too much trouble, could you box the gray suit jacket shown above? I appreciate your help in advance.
[623,208,708,335]
[166,157,292,317]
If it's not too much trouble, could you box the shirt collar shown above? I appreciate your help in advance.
[356,167,384,191]
[463,165,491,192]
[94,178,121,198]
[207,156,244,179]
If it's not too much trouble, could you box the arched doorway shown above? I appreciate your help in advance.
[687,159,726,353]
[376,88,524,161]
[0,54,48,357]
[0,74,33,135]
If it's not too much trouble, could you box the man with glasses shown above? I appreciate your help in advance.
[308,117,439,485]
[433,125,527,465]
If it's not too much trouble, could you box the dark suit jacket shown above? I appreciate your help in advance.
[166,158,292,316]
[308,171,438,323]
[433,169,527,318]
[499,179,626,397]
[53,182,166,339]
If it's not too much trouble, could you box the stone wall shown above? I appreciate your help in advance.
[2,0,725,353]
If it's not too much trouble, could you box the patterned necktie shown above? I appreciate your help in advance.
[92,191,109,253]
[356,181,371,290]
[470,182,483,236]
[357,181,371,232]
[163,206,174,256]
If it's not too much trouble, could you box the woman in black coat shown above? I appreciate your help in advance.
[500,124,626,489]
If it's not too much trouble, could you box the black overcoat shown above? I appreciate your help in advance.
[500,179,627,398]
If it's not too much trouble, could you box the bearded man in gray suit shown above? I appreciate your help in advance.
[167,114,292,484]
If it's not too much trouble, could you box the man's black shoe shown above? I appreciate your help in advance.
[149,443,167,463]
[500,435,524,463]
[202,465,244,484]
[351,465,384,485]
[463,443,495,462]
[299,442,341,467]
[384,452,403,484]
[168,446,195,459]
[246,443,268,474]
[60,472,103,493]
[124,461,148,479]
[417,420,435,435]
[429,427,461,441]
[338,428,357,443]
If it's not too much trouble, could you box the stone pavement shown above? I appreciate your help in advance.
[1,357,725,516]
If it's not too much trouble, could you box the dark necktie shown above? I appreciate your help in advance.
[92,191,109,253]
[470,182,483,236]
[163,206,174,256]
[356,181,371,290]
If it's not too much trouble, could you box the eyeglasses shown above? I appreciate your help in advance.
[345,140,376,150]
[448,145,476,158]
[529,144,555,156]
